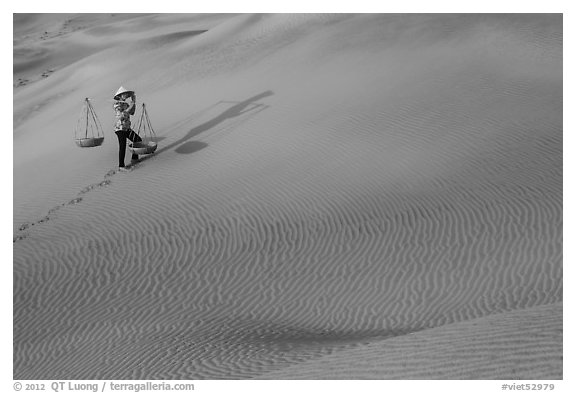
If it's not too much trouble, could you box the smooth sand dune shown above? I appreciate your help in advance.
[260,302,563,379]
[13,14,562,379]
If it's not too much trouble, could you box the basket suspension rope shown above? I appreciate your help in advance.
[146,105,153,135]
[138,106,146,136]
[85,98,89,139]
[88,100,100,138]
[140,103,156,140]
[91,100,104,135]
[128,102,158,155]
[75,97,105,147]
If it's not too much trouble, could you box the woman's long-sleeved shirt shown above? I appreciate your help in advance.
[113,99,136,131]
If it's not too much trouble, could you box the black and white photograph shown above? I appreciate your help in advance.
[11,7,565,389]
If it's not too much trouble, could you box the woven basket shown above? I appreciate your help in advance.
[75,137,104,148]
[129,141,157,155]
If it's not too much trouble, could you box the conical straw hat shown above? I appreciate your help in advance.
[113,86,134,100]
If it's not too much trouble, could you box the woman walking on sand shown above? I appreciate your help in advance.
[113,86,142,170]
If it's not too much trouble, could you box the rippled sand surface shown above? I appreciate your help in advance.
[13,14,562,379]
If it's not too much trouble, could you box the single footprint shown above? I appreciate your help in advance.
[68,197,83,205]
[48,203,66,214]
[79,184,95,194]
[13,234,27,243]
[79,179,112,194]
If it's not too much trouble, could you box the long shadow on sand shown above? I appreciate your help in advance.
[155,90,274,156]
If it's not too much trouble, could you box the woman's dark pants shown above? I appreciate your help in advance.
[115,130,142,167]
